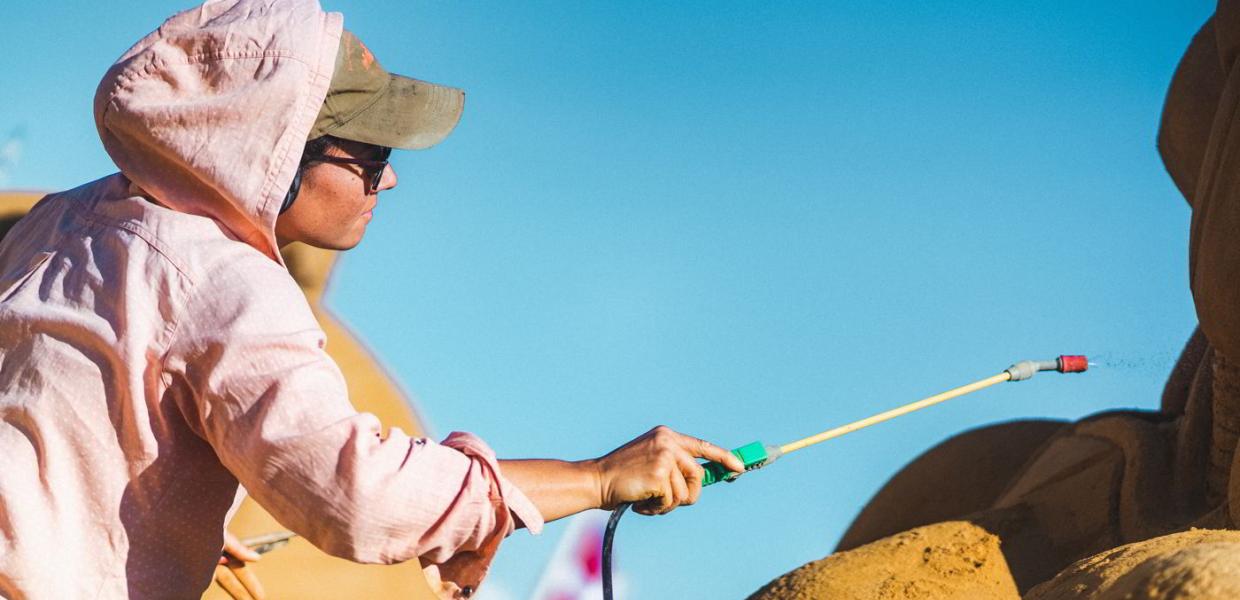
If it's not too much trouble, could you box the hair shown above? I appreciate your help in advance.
[303,135,340,162]
[280,135,343,214]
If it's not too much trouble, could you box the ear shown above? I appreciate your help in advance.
[280,168,304,214]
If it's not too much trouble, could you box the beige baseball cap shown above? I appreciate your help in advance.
[308,30,464,150]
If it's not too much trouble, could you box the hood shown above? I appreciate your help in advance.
[94,0,343,264]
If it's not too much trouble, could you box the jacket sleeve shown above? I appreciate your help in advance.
[162,259,542,590]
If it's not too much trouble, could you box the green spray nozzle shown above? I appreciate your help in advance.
[701,441,782,486]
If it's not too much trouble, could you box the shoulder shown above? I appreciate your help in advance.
[82,190,311,327]
[182,241,320,337]
[31,178,324,344]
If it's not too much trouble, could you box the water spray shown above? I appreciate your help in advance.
[601,355,1090,600]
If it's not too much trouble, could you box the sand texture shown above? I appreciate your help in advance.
[836,420,1067,553]
[1025,529,1240,600]
[746,521,1019,600]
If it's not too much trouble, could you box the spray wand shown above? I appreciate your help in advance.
[601,355,1090,600]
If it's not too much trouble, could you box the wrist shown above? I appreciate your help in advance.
[582,457,605,510]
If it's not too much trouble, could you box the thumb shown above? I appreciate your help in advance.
[223,531,262,562]
[686,436,745,473]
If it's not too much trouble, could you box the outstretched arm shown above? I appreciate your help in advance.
[500,425,745,523]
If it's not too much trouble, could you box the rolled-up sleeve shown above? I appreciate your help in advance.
[163,259,543,593]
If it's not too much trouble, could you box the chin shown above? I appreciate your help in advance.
[303,234,363,252]
[328,238,363,251]
[286,223,367,251]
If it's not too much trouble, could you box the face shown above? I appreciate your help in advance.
[275,139,397,251]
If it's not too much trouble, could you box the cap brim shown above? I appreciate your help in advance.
[328,75,464,150]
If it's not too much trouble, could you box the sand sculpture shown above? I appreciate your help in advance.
[749,521,1020,600]
[748,9,1240,600]
[0,192,438,599]
[1024,529,1240,600]
[8,9,1240,600]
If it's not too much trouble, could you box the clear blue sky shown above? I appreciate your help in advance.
[0,1,1213,598]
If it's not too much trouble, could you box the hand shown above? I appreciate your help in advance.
[212,531,266,600]
[592,425,744,516]
[422,563,471,600]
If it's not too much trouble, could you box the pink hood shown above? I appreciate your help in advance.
[94,0,342,264]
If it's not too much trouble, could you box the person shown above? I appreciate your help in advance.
[0,1,744,598]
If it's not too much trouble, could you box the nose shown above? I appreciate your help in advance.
[378,164,397,192]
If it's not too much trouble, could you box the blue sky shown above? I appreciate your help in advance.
[0,1,1214,598]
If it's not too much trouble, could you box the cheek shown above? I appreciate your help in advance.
[277,165,375,244]
[302,173,364,219]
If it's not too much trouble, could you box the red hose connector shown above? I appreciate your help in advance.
[1057,355,1089,373]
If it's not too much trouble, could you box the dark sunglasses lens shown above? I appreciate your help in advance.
[369,164,385,192]
[370,148,390,192]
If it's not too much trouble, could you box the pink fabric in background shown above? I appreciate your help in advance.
[0,1,541,598]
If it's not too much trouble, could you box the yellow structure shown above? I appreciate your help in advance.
[0,192,437,599]
[0,192,39,240]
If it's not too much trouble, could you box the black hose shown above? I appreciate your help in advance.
[601,502,631,600]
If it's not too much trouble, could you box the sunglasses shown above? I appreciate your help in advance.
[304,146,393,194]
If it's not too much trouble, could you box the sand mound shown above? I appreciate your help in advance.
[836,420,1066,553]
[746,521,1019,600]
[1024,529,1240,600]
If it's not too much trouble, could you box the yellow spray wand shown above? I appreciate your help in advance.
[699,355,1091,485]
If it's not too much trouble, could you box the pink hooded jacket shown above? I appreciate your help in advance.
[0,1,541,598]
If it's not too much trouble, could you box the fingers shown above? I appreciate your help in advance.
[217,531,266,600]
[666,463,689,512]
[646,433,707,514]
[215,559,266,600]
[675,451,705,504]
[633,491,664,516]
[214,564,254,600]
[680,434,745,473]
[233,562,267,600]
[638,458,697,515]
[634,467,675,516]
[222,530,262,563]
[602,425,741,515]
